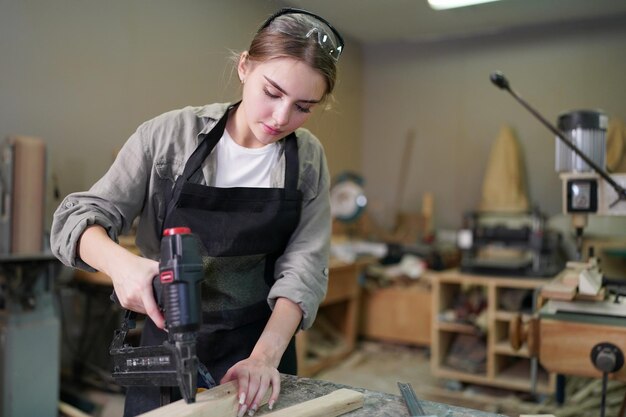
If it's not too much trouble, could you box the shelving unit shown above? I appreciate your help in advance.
[296,262,361,377]
[431,270,556,394]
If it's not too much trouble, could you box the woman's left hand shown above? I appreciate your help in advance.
[221,297,301,416]
[221,357,280,417]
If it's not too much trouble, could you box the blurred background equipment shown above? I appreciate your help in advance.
[556,110,626,253]
[491,72,626,417]
[459,121,563,278]
[490,72,626,259]
[1,136,46,255]
[330,171,368,224]
[459,209,564,278]
[0,136,60,417]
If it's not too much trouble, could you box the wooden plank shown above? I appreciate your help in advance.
[138,381,268,417]
[262,388,363,417]
[540,281,576,300]
[59,401,92,417]
[138,384,362,417]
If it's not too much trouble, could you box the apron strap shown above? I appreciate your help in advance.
[283,132,299,200]
[165,103,236,221]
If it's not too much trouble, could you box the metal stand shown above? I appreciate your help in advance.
[590,342,624,417]
[0,253,60,417]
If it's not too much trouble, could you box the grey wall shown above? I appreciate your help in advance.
[361,18,626,233]
[2,1,624,239]
[0,0,362,228]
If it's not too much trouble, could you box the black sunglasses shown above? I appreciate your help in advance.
[258,7,344,62]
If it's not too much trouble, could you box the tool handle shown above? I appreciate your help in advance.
[109,275,162,308]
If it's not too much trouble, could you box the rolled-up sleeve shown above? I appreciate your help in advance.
[50,126,151,270]
[268,135,331,330]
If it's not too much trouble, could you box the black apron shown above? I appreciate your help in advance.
[124,104,302,416]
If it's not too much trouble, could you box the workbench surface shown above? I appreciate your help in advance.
[255,375,507,416]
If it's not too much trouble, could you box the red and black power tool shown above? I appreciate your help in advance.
[109,227,214,404]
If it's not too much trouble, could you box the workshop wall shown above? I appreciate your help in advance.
[361,18,626,232]
[0,0,363,229]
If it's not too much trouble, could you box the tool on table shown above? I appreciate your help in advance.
[109,227,215,404]
[397,382,436,417]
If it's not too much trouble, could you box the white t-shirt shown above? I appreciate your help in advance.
[213,129,280,188]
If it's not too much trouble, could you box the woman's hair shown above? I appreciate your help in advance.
[247,13,338,97]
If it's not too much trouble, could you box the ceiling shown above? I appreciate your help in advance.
[281,0,626,45]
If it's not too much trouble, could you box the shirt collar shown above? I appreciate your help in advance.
[195,102,232,119]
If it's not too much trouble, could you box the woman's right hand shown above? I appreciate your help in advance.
[109,252,164,329]
[78,225,165,328]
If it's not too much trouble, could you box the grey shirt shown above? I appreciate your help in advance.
[50,102,330,330]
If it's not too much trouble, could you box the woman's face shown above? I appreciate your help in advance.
[236,55,327,148]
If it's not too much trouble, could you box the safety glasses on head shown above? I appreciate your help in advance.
[258,7,345,62]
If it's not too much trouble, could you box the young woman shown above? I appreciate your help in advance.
[50,8,344,417]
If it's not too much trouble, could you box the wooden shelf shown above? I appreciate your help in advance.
[493,340,529,357]
[493,356,554,394]
[491,373,553,394]
[431,270,556,394]
[494,310,523,321]
[437,320,481,335]
[435,366,488,382]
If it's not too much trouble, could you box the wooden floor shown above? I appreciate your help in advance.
[74,340,626,417]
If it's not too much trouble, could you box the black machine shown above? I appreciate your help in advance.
[109,227,215,404]
[459,209,564,278]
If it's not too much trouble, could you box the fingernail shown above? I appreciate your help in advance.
[237,404,247,417]
[247,408,256,416]
[269,400,275,410]
[239,393,246,405]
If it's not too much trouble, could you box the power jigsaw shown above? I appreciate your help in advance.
[109,227,215,404]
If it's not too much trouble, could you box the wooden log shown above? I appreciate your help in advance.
[540,281,577,300]
[263,388,363,417]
